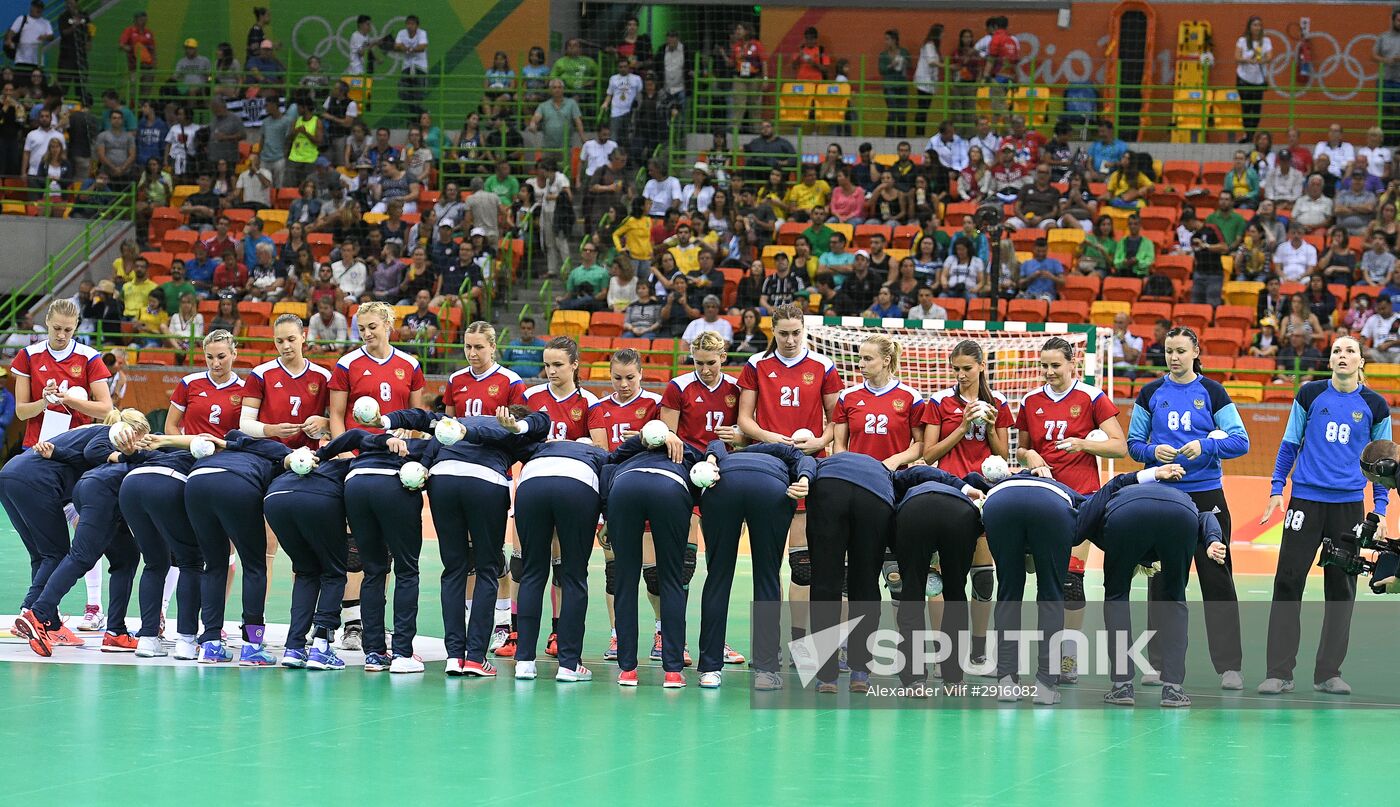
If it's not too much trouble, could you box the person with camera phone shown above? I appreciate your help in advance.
[1258,335,1392,696]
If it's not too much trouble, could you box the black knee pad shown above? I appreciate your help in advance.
[971,565,994,602]
[643,564,659,596]
[497,548,507,576]
[345,533,362,573]
[1065,569,1085,610]
[604,558,617,596]
[551,555,562,588]
[789,549,811,587]
[681,543,697,587]
[509,554,524,583]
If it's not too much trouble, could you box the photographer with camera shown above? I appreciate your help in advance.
[1258,335,1392,696]
[1347,439,1400,592]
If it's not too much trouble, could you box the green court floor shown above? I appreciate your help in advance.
[0,520,1384,807]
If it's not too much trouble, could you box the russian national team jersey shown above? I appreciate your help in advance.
[922,387,1013,477]
[831,379,924,462]
[1128,374,1250,493]
[1275,379,1392,506]
[1014,381,1119,493]
[661,371,740,450]
[171,371,244,438]
[524,383,600,441]
[9,340,111,447]
[737,349,843,438]
[242,358,333,449]
[588,390,663,449]
[443,363,526,417]
[329,347,426,434]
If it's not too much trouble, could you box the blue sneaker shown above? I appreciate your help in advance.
[239,643,276,667]
[364,652,394,672]
[197,641,233,664]
[850,671,870,693]
[837,644,850,674]
[280,648,308,669]
[307,646,345,671]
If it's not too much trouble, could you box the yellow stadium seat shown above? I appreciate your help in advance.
[1012,86,1053,127]
[1223,280,1264,307]
[272,301,309,320]
[1090,300,1131,327]
[1220,254,1235,275]
[341,75,373,110]
[1222,381,1263,403]
[1171,88,1209,139]
[1178,21,1213,57]
[762,244,795,271]
[362,212,389,226]
[549,309,590,340]
[779,83,814,124]
[1211,89,1244,137]
[170,184,200,210]
[1047,228,1085,247]
[256,208,288,235]
[827,222,853,243]
[811,83,851,124]
[885,248,909,265]
[873,153,898,168]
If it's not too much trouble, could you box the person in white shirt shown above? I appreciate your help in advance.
[1361,295,1400,362]
[163,106,200,179]
[394,15,429,116]
[905,286,948,320]
[235,152,273,208]
[347,14,374,75]
[1355,125,1392,187]
[603,58,643,150]
[968,117,1001,162]
[661,32,686,114]
[642,158,682,216]
[578,125,617,182]
[527,158,572,277]
[1261,148,1304,202]
[6,1,53,69]
[925,120,968,172]
[1273,222,1318,282]
[680,162,715,215]
[22,108,63,176]
[1313,123,1356,178]
[681,295,734,348]
[331,239,368,303]
[1291,174,1334,232]
[308,296,349,344]
[1110,312,1143,376]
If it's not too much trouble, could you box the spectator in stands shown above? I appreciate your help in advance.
[622,281,664,338]
[602,58,642,153]
[927,121,968,172]
[1343,293,1374,334]
[246,242,291,302]
[402,127,432,184]
[237,216,271,269]
[1183,208,1227,305]
[1112,213,1155,277]
[1315,124,1356,178]
[1006,162,1059,230]
[1376,10,1400,145]
[1207,190,1248,251]
[1273,221,1318,283]
[1109,312,1143,377]
[398,289,439,357]
[1252,198,1287,246]
[817,231,854,280]
[1312,154,1340,196]
[1234,219,1273,281]
[160,106,197,181]
[867,170,907,226]
[1234,16,1271,139]
[1306,274,1339,327]
[120,258,156,319]
[119,12,156,100]
[641,158,682,218]
[681,161,715,216]
[1291,173,1334,232]
[330,238,367,304]
[1363,294,1400,362]
[131,289,169,347]
[367,244,403,303]
[1075,214,1115,276]
[21,106,62,179]
[1087,121,1128,182]
[177,173,218,230]
[81,280,121,341]
[681,295,733,350]
[886,141,919,193]
[1318,225,1359,284]
[606,255,640,312]
[395,245,437,305]
[173,38,210,94]
[1356,126,1392,191]
[370,157,420,215]
[878,30,912,139]
[159,263,196,315]
[1383,266,1400,307]
[1260,147,1303,204]
[1223,150,1261,209]
[837,251,881,315]
[1373,197,1399,245]
[133,100,166,166]
[783,164,830,223]
[393,16,428,119]
[906,285,948,321]
[1335,171,1378,236]
[1001,115,1045,170]
[1018,238,1064,300]
[1053,170,1094,233]
[956,145,992,203]
[1363,231,1398,285]
[165,291,204,352]
[1280,292,1324,341]
[1101,151,1153,209]
[1142,318,1170,367]
[829,169,866,225]
[758,252,802,312]
[303,295,344,346]
[207,292,243,337]
[661,275,701,336]
[551,37,598,101]
[743,121,796,183]
[940,237,986,298]
[1256,275,1285,325]
[234,153,272,210]
[1276,327,1326,381]
[1247,316,1280,359]
[867,233,893,281]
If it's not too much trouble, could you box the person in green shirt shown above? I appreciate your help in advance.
[483,158,520,204]
[1111,213,1156,278]
[550,38,598,95]
[1077,214,1117,276]
[802,205,837,258]
[1205,190,1247,251]
[557,242,609,306]
[160,261,198,314]
[528,79,585,154]
[878,30,912,138]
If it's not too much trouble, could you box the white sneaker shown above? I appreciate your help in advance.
[389,655,425,674]
[556,664,593,683]
[515,660,538,680]
[1313,676,1352,695]
[997,675,1021,702]
[1257,677,1294,695]
[135,636,167,658]
[77,606,106,632]
[1141,672,1163,687]
[488,624,510,651]
[336,625,362,652]
[174,637,199,660]
[699,671,722,689]
[444,658,467,677]
[1033,685,1061,706]
[1220,670,1244,690]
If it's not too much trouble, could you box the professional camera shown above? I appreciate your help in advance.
[1318,513,1400,593]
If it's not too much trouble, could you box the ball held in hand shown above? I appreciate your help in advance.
[289,447,316,476]
[399,461,428,490]
[690,461,719,488]
[189,436,215,459]
[352,396,381,426]
[641,420,669,447]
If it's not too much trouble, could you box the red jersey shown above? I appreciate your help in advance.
[242,358,333,449]
[588,390,662,450]
[443,363,526,417]
[1014,381,1118,493]
[661,371,741,450]
[922,387,1013,477]
[329,347,426,434]
[738,349,842,439]
[524,383,600,441]
[171,371,243,438]
[832,380,925,462]
[10,340,111,447]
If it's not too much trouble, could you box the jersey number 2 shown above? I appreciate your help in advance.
[780,386,801,408]
[863,414,888,435]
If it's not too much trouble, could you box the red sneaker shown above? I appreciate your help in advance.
[48,623,84,647]
[683,646,693,667]
[463,659,497,678]
[723,644,747,665]
[101,632,138,652]
[617,669,639,687]
[14,610,52,657]
[545,633,559,657]
[604,635,618,661]
[663,671,686,689]
[493,631,518,658]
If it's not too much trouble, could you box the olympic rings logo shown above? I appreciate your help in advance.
[290,14,410,75]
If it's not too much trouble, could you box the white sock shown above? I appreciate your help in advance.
[342,605,361,622]
[161,567,179,613]
[84,565,102,606]
[494,597,510,611]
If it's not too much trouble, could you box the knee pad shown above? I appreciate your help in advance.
[643,564,660,596]
[604,558,617,596]
[551,555,562,588]
[681,543,697,587]
[881,553,903,597]
[1065,569,1085,611]
[496,548,507,576]
[971,565,995,602]
[509,554,524,584]
[345,534,362,573]
[789,549,811,587]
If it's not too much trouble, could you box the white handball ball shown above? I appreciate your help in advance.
[434,417,466,446]
[575,436,595,445]
[399,461,428,490]
[352,396,381,426]
[1086,429,1109,443]
[690,461,719,488]
[109,422,133,447]
[289,447,316,476]
[1208,429,1228,440]
[66,387,89,401]
[791,428,816,443]
[189,436,216,459]
[641,420,670,447]
[981,455,1011,483]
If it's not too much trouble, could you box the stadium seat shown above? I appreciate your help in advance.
[578,335,613,364]
[613,337,650,360]
[170,184,200,209]
[274,188,300,210]
[1201,356,1235,383]
[272,301,309,321]
[1213,305,1255,331]
[1279,281,1306,298]
[140,251,173,272]
[549,310,589,340]
[1210,89,1245,138]
[140,348,176,366]
[257,208,289,235]
[1060,274,1100,304]
[222,207,254,235]
[239,302,273,327]
[827,223,853,243]
[1367,363,1400,393]
[1090,300,1129,327]
[1327,284,1351,306]
[1223,381,1264,403]
[965,298,992,321]
[1153,255,1193,282]
[148,207,184,245]
[1200,161,1232,186]
[1047,300,1089,324]
[307,233,334,263]
[162,229,198,254]
[1007,299,1047,323]
[1101,277,1142,303]
[938,297,967,320]
[1161,160,1200,188]
[1139,206,1175,231]
[648,339,681,366]
[1223,280,1264,308]
[1352,284,1386,305]
[1172,303,1213,330]
[1233,356,1275,381]
[1046,228,1084,249]
[1131,301,1173,327]
[761,244,796,271]
[778,82,815,123]
[589,311,624,338]
[944,202,977,226]
[1262,386,1296,403]
[776,222,805,246]
[892,224,920,248]
[1010,229,1041,249]
[1202,327,1245,356]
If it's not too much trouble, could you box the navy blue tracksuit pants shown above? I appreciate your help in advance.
[0,477,72,611]
[427,475,510,663]
[515,476,600,669]
[894,493,981,686]
[186,471,270,644]
[33,477,138,633]
[981,485,1074,685]
[698,470,794,674]
[808,479,894,684]
[1103,498,1197,686]
[120,471,203,639]
[344,473,424,658]
[264,490,347,651]
[609,472,692,673]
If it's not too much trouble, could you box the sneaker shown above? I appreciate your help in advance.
[197,641,233,664]
[13,610,51,657]
[618,669,639,687]
[444,658,467,677]
[604,636,618,661]
[1313,677,1352,695]
[493,632,518,658]
[998,675,1021,702]
[136,636,167,658]
[722,644,746,665]
[1257,677,1294,695]
[754,671,784,691]
[968,654,996,678]
[337,624,363,652]
[1059,656,1079,685]
[663,671,686,689]
[174,638,199,660]
[816,681,839,694]
[1141,672,1163,687]
[683,646,693,667]
[77,604,106,632]
[390,655,425,674]
[557,664,593,683]
[306,647,345,671]
[280,649,308,669]
[1220,670,1244,691]
[545,633,559,657]
[650,631,663,661]
[462,659,496,677]
[238,643,275,666]
[849,672,870,694]
[1160,684,1192,708]
[514,660,537,680]
[1104,682,1136,706]
[1033,685,1062,706]
[363,652,394,672]
[101,632,138,653]
[489,624,510,652]
[699,671,722,689]
[48,623,83,647]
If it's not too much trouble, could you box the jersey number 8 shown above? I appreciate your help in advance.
[1167,411,1193,432]
[1324,422,1351,444]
